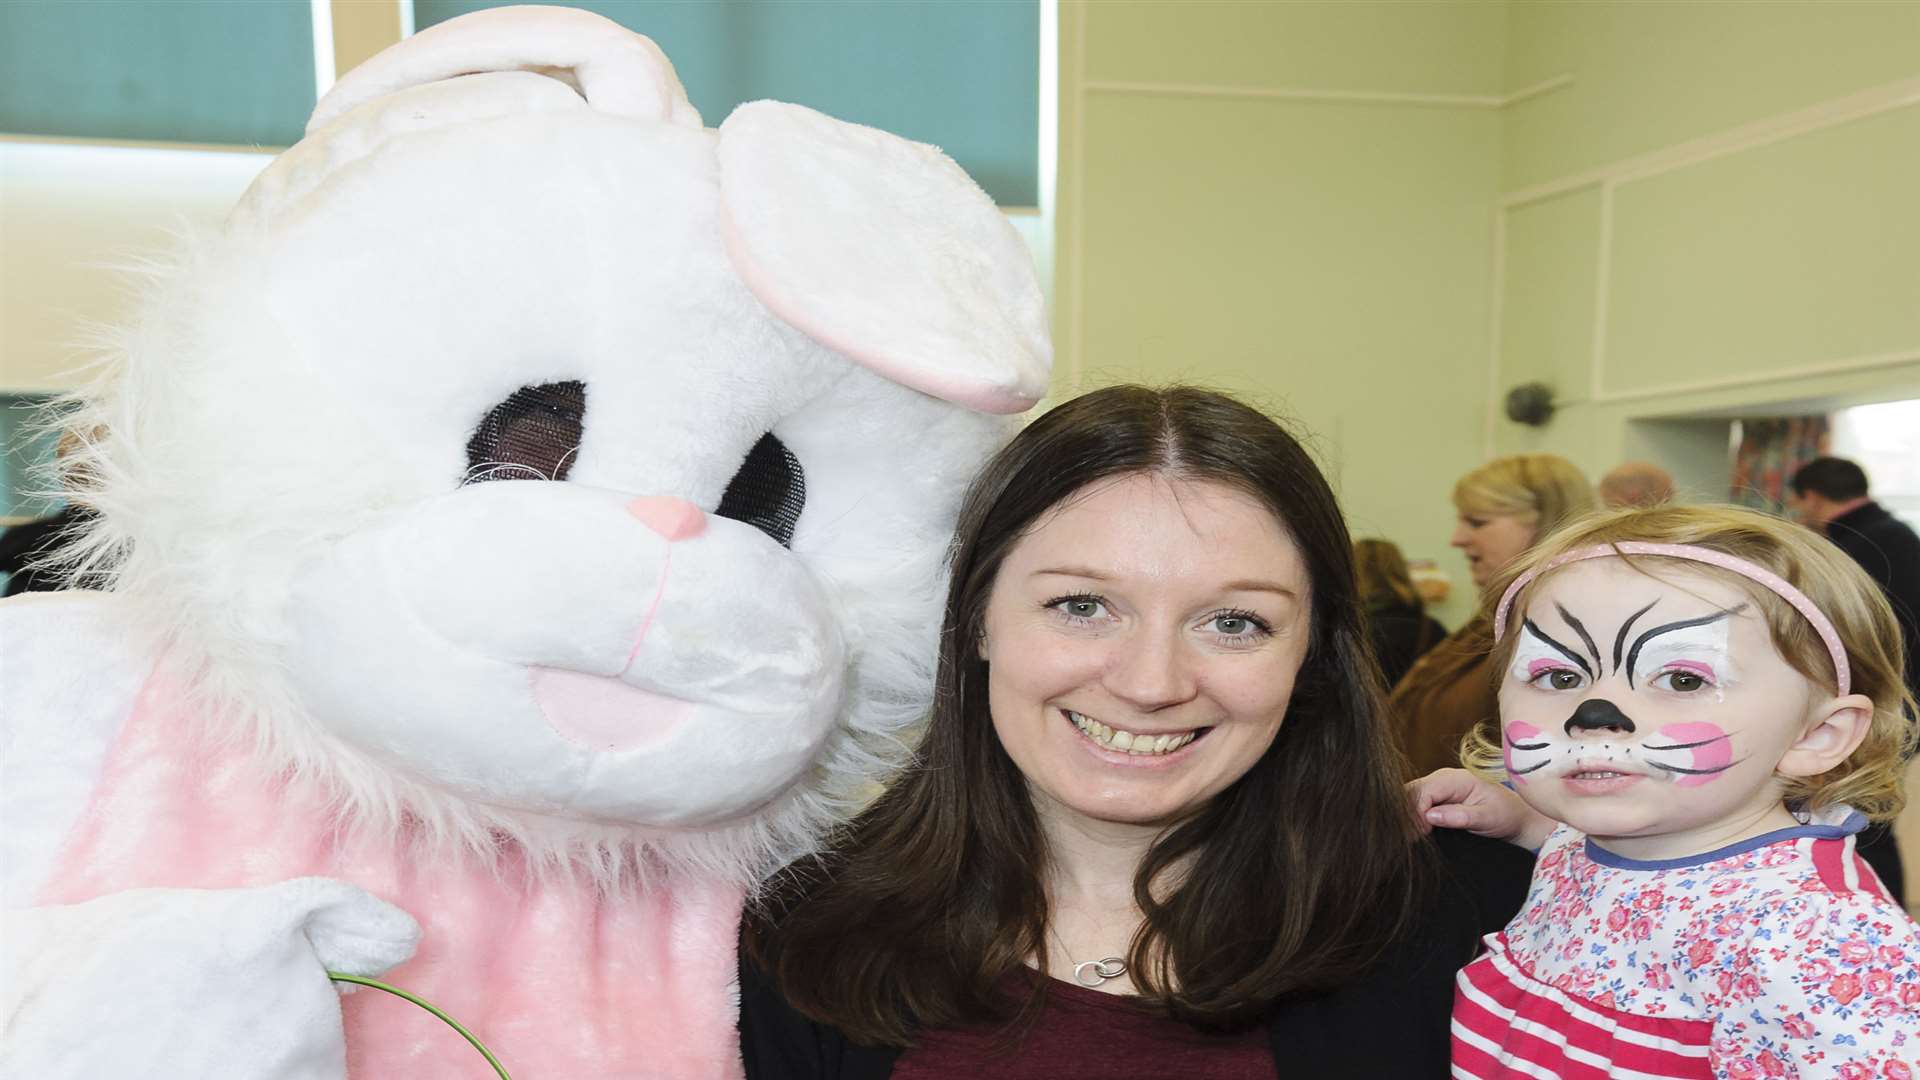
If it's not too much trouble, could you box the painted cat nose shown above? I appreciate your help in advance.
[1565,698,1636,736]
[626,496,706,541]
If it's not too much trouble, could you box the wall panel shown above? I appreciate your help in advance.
[1603,105,1920,395]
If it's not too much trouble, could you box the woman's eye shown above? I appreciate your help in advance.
[1205,610,1271,639]
[1049,596,1108,621]
[1657,670,1709,693]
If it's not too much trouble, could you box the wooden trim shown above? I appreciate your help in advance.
[1083,73,1572,111]
[1592,351,1920,407]
[1502,75,1920,210]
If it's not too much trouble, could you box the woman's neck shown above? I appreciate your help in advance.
[1031,797,1188,995]
[1035,799,1161,907]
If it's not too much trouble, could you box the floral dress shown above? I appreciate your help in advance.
[1452,807,1920,1078]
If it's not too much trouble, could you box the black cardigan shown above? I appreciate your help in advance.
[738,829,1533,1079]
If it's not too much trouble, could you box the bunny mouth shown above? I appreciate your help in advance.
[530,667,691,752]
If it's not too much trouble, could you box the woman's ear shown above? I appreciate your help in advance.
[1776,693,1875,778]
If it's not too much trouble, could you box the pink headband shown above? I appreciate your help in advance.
[1492,541,1851,696]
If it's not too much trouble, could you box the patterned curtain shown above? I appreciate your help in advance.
[1730,416,1830,512]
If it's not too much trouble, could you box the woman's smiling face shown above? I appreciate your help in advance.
[981,472,1313,831]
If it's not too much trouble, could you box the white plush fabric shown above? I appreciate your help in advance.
[1,6,1048,1074]
[0,592,152,908]
[2,878,417,1079]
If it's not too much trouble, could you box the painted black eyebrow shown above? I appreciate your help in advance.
[1523,618,1593,679]
[1624,604,1747,688]
[1611,599,1658,674]
[1556,603,1602,674]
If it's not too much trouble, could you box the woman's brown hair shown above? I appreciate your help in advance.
[744,385,1423,1044]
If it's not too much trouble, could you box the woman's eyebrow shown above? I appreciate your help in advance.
[1220,579,1299,598]
[1031,566,1111,581]
[1624,604,1747,688]
[1522,618,1592,678]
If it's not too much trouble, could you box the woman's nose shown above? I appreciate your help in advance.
[1101,629,1199,710]
[627,496,706,541]
[1449,524,1472,549]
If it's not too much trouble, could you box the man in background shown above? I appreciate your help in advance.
[1598,461,1675,509]
[1790,455,1918,907]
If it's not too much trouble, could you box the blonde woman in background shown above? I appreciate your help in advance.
[1389,454,1594,776]
[1355,538,1449,689]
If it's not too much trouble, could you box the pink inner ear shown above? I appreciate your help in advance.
[716,101,1051,416]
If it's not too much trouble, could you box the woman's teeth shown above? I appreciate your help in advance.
[1573,770,1624,779]
[1067,711,1198,755]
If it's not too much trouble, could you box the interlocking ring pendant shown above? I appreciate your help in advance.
[1072,957,1128,987]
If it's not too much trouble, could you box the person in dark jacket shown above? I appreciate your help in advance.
[1355,538,1449,689]
[1790,456,1918,906]
[740,387,1531,1078]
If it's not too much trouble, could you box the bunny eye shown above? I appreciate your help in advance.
[716,433,805,548]
[464,381,586,484]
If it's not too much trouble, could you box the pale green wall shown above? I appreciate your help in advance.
[1055,0,1506,629]
[1058,0,1920,630]
[1491,1,1920,491]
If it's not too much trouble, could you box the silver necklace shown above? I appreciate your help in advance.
[1049,926,1127,987]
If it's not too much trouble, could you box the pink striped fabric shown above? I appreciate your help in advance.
[1453,936,1714,1079]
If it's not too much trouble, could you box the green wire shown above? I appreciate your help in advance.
[327,972,512,1080]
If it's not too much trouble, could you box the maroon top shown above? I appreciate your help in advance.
[890,974,1274,1079]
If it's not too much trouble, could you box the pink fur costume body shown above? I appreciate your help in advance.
[41,673,744,1079]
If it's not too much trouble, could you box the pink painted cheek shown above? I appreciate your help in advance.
[1656,721,1733,787]
[1503,721,1542,784]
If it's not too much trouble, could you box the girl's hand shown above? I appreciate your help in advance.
[1407,768,1557,851]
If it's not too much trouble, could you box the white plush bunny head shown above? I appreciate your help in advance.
[62,6,1049,882]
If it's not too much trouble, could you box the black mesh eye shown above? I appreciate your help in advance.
[464,381,586,484]
[716,433,805,548]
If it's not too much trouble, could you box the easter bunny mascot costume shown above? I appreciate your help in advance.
[0,7,1050,1077]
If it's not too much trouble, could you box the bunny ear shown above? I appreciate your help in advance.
[308,5,701,134]
[716,102,1052,415]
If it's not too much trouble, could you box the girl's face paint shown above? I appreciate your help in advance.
[1639,721,1735,787]
[1503,721,1545,783]
[1494,559,1821,860]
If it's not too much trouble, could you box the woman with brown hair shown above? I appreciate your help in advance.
[739,386,1531,1077]
[1354,537,1449,688]
[1389,453,1595,776]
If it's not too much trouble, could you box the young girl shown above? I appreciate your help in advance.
[1416,504,1920,1078]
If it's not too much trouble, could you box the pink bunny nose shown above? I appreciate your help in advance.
[627,496,706,541]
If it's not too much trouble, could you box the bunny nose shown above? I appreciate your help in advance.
[627,496,706,541]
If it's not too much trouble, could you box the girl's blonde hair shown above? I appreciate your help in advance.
[1462,504,1917,821]
[1452,454,1595,538]
[1354,538,1420,610]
